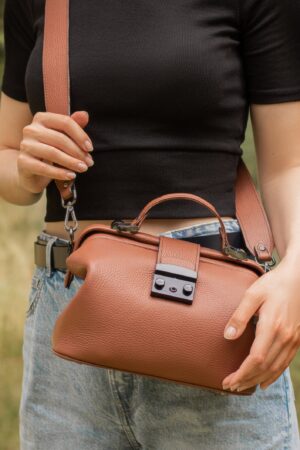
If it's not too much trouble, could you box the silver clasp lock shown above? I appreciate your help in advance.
[151,263,198,305]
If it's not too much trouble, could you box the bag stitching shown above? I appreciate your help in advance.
[81,234,261,276]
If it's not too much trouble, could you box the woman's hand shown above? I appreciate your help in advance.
[221,257,300,392]
[17,110,94,194]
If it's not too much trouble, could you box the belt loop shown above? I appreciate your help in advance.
[45,236,58,277]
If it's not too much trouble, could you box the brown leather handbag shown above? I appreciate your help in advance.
[44,0,276,396]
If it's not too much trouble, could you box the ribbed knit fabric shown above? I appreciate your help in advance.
[2,0,300,220]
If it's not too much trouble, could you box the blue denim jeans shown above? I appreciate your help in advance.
[20,220,300,449]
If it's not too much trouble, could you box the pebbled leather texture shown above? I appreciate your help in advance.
[44,0,274,397]
[157,235,200,272]
[52,223,265,396]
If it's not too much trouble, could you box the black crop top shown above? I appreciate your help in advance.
[2,0,300,221]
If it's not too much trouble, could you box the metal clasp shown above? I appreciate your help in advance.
[61,184,78,246]
[151,263,198,305]
[110,219,139,233]
[223,245,249,261]
[254,255,276,272]
[224,244,277,272]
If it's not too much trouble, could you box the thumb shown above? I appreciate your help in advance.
[224,291,261,340]
[70,110,89,128]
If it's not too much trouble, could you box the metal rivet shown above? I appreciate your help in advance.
[155,278,165,289]
[63,182,69,188]
[183,284,193,295]
[258,243,266,251]
[169,286,177,293]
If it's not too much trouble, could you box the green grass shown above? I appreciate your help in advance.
[0,123,299,449]
[0,197,45,450]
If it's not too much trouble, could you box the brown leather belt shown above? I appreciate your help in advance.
[34,234,70,272]
[34,229,252,273]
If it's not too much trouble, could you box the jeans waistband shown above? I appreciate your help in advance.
[159,218,240,239]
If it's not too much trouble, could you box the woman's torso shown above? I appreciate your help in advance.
[44,216,236,240]
[25,0,248,228]
[3,0,297,233]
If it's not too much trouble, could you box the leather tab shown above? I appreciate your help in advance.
[151,236,200,304]
[55,180,74,202]
[157,236,200,273]
[254,241,273,262]
[235,162,274,260]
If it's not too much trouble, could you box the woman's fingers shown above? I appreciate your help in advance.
[252,324,296,378]
[27,140,93,173]
[259,344,298,389]
[32,111,93,153]
[18,110,94,194]
[222,312,278,389]
[226,341,291,392]
[18,153,77,181]
[223,286,263,340]
[23,124,93,166]
[221,260,300,393]
[70,110,90,129]
[234,343,297,392]
[224,319,299,391]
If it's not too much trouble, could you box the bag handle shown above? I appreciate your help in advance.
[114,192,249,258]
[42,0,275,263]
[132,193,231,231]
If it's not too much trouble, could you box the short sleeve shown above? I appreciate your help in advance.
[240,0,300,104]
[1,0,35,102]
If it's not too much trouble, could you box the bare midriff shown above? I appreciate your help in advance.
[44,215,236,240]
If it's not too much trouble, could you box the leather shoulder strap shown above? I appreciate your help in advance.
[42,0,275,261]
[43,0,70,115]
[235,162,274,261]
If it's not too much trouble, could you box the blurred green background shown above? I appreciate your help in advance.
[0,2,299,449]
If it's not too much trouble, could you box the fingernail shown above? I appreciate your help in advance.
[222,384,229,390]
[230,384,239,391]
[66,172,76,179]
[224,326,237,339]
[84,140,93,152]
[78,162,88,172]
[85,156,94,167]
[236,386,246,392]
